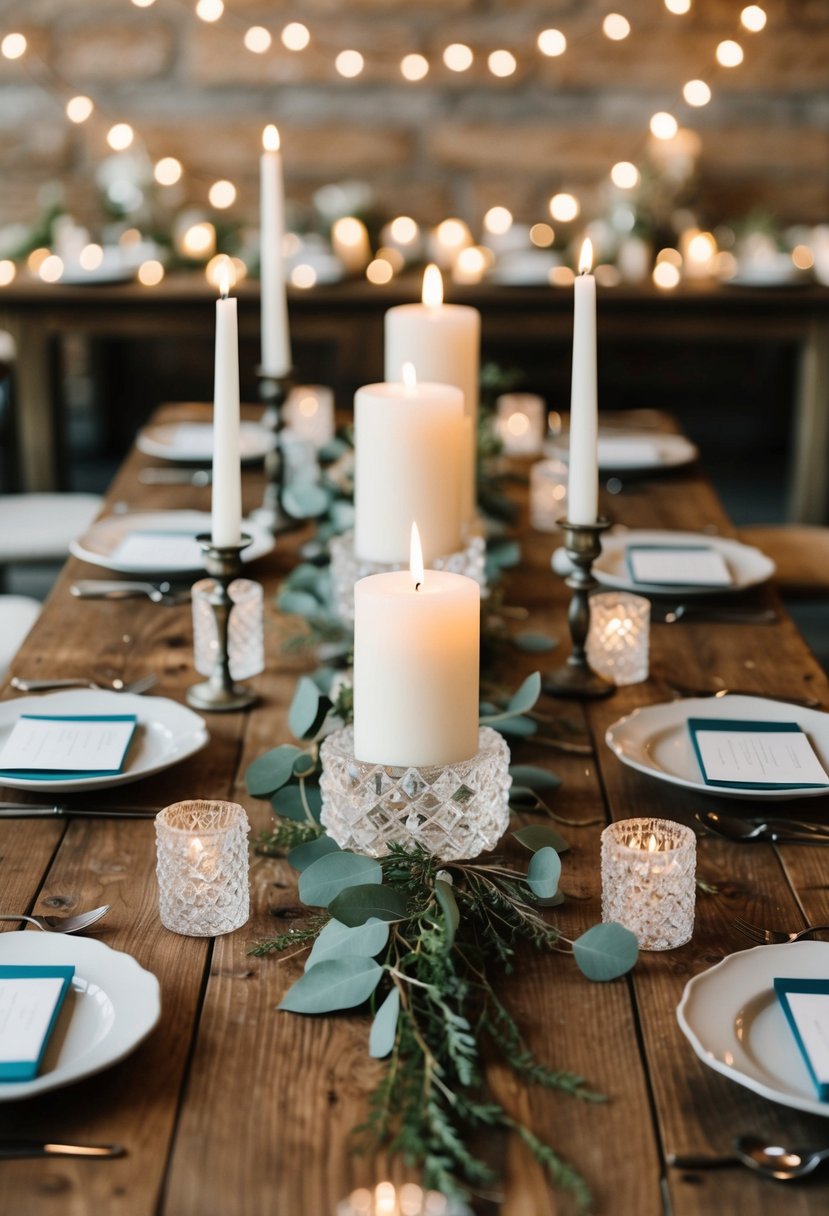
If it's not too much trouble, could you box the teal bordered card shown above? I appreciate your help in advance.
[0,964,75,1081]
[687,718,829,790]
[624,544,732,587]
[0,713,137,780]
[774,977,829,1102]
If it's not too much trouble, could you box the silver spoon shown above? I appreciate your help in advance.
[735,1135,829,1180]
[0,904,110,934]
[696,811,829,845]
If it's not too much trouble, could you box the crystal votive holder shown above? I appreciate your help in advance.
[319,726,511,861]
[496,392,547,455]
[337,1182,472,1216]
[156,800,250,936]
[192,577,265,681]
[530,457,568,531]
[283,383,335,448]
[601,817,696,951]
[586,591,650,686]
[329,530,487,625]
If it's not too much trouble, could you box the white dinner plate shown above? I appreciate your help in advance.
[677,941,829,1117]
[0,689,208,792]
[137,421,276,464]
[550,431,699,473]
[591,529,775,596]
[0,932,160,1101]
[70,510,274,575]
[605,694,829,801]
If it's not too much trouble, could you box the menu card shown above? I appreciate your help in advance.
[166,423,214,457]
[688,718,829,790]
[0,965,75,1081]
[626,544,732,587]
[597,437,662,468]
[0,714,137,779]
[775,978,829,1101]
[111,530,204,570]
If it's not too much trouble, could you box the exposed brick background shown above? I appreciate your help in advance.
[0,0,826,234]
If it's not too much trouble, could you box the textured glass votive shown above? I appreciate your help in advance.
[156,800,250,936]
[284,384,335,448]
[329,530,487,625]
[530,457,568,531]
[586,592,650,685]
[320,726,511,860]
[192,577,264,680]
[496,393,547,455]
[601,817,696,950]
[336,1182,471,1216]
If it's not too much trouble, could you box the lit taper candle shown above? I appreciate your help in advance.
[260,124,292,377]
[211,260,242,547]
[568,239,599,524]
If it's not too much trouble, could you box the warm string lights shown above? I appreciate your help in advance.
[0,3,773,289]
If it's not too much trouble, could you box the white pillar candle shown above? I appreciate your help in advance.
[260,124,292,377]
[353,525,480,768]
[384,265,480,524]
[354,369,464,565]
[211,263,242,548]
[568,239,599,524]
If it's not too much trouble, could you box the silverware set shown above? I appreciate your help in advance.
[731,916,829,945]
[11,674,158,695]
[70,580,190,606]
[0,905,110,933]
[697,810,829,845]
[669,1134,829,1180]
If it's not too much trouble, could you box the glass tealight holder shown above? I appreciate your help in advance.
[601,817,696,951]
[284,384,335,448]
[320,726,511,861]
[337,1182,472,1216]
[530,457,568,531]
[495,392,546,455]
[586,592,650,686]
[192,577,264,681]
[156,800,250,936]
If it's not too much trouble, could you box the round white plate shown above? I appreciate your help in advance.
[0,689,208,792]
[592,529,775,596]
[70,510,274,575]
[605,694,829,801]
[550,431,699,473]
[0,932,160,1100]
[678,941,829,1117]
[137,421,276,464]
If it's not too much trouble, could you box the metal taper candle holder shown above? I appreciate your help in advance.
[251,368,301,535]
[544,517,615,700]
[187,533,258,712]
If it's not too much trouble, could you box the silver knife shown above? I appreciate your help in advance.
[0,1140,125,1159]
[0,803,158,819]
[70,581,190,605]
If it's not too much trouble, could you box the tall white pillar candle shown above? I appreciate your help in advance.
[211,264,242,547]
[384,265,480,524]
[260,124,292,377]
[568,239,599,524]
[354,372,464,565]
[353,528,480,768]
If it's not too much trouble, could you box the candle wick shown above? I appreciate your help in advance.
[415,581,422,592]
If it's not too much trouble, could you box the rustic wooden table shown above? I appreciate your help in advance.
[1,405,828,1215]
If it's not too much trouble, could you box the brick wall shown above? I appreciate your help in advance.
[0,0,827,235]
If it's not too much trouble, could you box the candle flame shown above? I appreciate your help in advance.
[263,123,280,152]
[410,521,424,591]
[422,262,444,308]
[401,361,417,391]
[647,833,658,853]
[216,256,233,299]
[578,238,594,274]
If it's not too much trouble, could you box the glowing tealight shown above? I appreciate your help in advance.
[741,5,767,32]
[244,26,271,54]
[687,231,716,263]
[454,246,489,282]
[436,218,471,249]
[138,259,165,286]
[39,255,64,283]
[155,157,182,186]
[27,248,50,273]
[484,206,513,235]
[0,260,16,286]
[549,193,579,222]
[181,223,216,258]
[107,123,134,151]
[376,246,404,272]
[390,215,418,245]
[443,43,473,71]
[653,261,680,289]
[488,49,517,77]
[366,258,394,285]
[333,217,366,247]
[209,180,236,209]
[603,13,631,40]
[66,95,94,123]
[537,28,567,57]
[611,161,639,189]
[131,0,157,7]
[656,247,682,266]
[120,228,141,247]
[530,222,555,247]
[335,49,364,78]
[664,0,691,13]
[792,245,814,271]
[649,111,678,140]
[196,0,224,22]
[550,265,575,287]
[401,53,429,81]
[683,79,711,106]
[1,32,27,60]
[291,263,317,289]
[716,39,744,67]
[79,243,104,271]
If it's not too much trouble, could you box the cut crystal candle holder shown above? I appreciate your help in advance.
[192,577,264,681]
[155,799,250,937]
[319,725,511,860]
[337,1182,472,1216]
[329,529,487,625]
[601,817,696,951]
[586,591,650,686]
[495,392,546,455]
[530,457,568,532]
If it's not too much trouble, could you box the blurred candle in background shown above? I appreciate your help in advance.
[259,124,292,377]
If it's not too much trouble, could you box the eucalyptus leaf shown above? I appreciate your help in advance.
[572,922,639,982]
[299,852,382,908]
[507,671,542,716]
[331,501,356,532]
[282,481,331,520]
[329,883,409,927]
[514,824,571,855]
[486,539,521,569]
[289,676,332,740]
[369,987,400,1059]
[526,847,562,899]
[246,744,306,797]
[514,632,558,654]
[292,752,318,779]
[271,782,322,823]
[311,666,337,694]
[288,833,341,871]
[434,879,460,949]
[305,916,389,970]
[279,956,382,1014]
[285,563,324,592]
[278,589,322,616]
[509,765,562,794]
[318,436,350,462]
[491,715,537,738]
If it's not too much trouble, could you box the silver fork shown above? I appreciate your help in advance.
[732,915,829,945]
[11,674,157,695]
[0,904,111,934]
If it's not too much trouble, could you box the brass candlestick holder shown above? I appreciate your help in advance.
[251,368,300,535]
[186,533,258,712]
[544,517,615,700]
